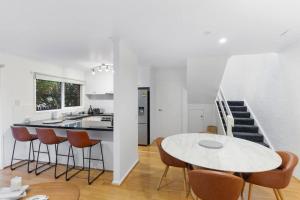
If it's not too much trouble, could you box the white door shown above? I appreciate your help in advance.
[188,109,205,132]
[155,83,183,138]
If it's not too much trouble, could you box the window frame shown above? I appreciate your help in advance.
[34,79,84,112]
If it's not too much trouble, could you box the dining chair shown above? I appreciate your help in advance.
[155,137,188,194]
[188,169,244,200]
[10,126,38,173]
[66,130,105,185]
[245,151,298,200]
[35,128,69,178]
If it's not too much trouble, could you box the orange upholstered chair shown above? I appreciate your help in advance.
[156,137,188,194]
[188,169,244,200]
[245,151,298,200]
[10,126,38,173]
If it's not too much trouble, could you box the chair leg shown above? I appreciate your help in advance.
[10,140,33,171]
[277,189,284,200]
[240,181,245,200]
[10,140,18,170]
[182,168,188,197]
[54,143,67,179]
[273,189,281,200]
[87,144,105,185]
[157,165,169,190]
[35,143,54,175]
[248,184,253,200]
[66,145,83,181]
[27,141,34,173]
[99,141,105,170]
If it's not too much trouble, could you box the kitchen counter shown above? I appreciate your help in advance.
[14,119,113,131]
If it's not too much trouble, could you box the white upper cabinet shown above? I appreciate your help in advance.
[85,71,114,94]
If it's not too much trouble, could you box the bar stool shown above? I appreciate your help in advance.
[35,128,72,178]
[10,126,38,173]
[66,130,105,185]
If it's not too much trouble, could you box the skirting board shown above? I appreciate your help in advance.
[112,159,139,185]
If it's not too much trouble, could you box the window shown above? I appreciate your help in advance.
[65,83,81,107]
[35,79,82,111]
[36,79,62,111]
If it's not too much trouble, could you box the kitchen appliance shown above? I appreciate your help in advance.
[138,87,150,145]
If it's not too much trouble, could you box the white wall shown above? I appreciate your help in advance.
[221,44,300,178]
[113,40,139,184]
[0,53,85,167]
[185,56,227,132]
[137,65,152,88]
[187,56,228,104]
[150,67,188,141]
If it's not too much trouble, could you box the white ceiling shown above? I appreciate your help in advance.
[0,0,299,69]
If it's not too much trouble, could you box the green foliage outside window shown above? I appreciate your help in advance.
[65,83,81,107]
[36,79,62,111]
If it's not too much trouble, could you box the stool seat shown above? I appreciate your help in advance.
[10,126,37,173]
[29,134,38,141]
[66,130,105,185]
[57,136,68,143]
[89,139,100,147]
[36,128,67,145]
[35,128,69,178]
[11,126,38,142]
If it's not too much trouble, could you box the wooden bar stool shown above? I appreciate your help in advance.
[10,126,38,173]
[66,130,105,185]
[35,128,71,178]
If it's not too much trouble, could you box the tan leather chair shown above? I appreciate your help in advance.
[188,169,244,200]
[156,137,188,193]
[246,151,298,200]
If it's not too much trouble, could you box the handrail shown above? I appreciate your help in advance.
[219,87,233,117]
[215,88,235,136]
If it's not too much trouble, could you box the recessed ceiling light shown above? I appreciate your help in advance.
[219,37,227,44]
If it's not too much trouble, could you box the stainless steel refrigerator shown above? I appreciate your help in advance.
[138,87,150,145]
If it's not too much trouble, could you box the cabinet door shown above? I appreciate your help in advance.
[85,72,113,94]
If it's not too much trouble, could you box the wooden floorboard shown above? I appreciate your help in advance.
[1,145,300,199]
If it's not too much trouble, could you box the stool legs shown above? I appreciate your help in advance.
[10,140,36,173]
[35,142,53,175]
[66,141,105,185]
[54,143,68,179]
[66,145,80,181]
[88,142,105,185]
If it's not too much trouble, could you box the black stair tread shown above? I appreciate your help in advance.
[234,117,254,121]
[228,101,244,106]
[233,124,258,128]
[229,106,247,112]
[232,111,251,118]
[233,132,263,136]
[232,111,250,114]
[233,132,264,142]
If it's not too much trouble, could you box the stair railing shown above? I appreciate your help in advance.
[216,88,235,136]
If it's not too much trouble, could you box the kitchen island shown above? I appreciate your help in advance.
[13,117,114,171]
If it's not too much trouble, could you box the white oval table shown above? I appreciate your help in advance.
[161,133,282,173]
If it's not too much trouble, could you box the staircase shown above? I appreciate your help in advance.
[217,100,269,147]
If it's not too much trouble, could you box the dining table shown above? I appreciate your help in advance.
[161,133,282,173]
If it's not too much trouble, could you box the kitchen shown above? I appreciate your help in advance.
[7,64,115,171]
[2,57,151,174]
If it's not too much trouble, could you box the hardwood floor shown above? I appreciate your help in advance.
[1,144,299,200]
